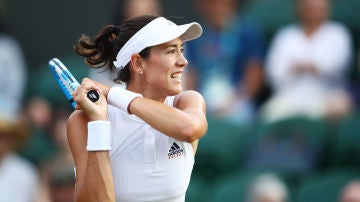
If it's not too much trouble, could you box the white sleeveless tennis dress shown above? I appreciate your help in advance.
[108,96,195,202]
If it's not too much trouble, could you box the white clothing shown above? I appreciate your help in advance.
[0,153,40,202]
[262,21,352,122]
[108,96,195,202]
[0,35,26,122]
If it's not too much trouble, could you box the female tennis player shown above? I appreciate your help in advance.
[67,15,207,202]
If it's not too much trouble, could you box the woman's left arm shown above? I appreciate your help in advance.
[129,90,207,144]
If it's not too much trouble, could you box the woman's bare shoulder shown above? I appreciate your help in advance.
[67,110,89,140]
[68,110,89,125]
[176,90,203,100]
[174,90,205,109]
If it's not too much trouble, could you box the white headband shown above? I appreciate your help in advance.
[113,17,202,69]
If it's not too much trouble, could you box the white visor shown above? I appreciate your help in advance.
[113,17,203,69]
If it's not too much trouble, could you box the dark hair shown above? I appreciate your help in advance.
[74,15,158,84]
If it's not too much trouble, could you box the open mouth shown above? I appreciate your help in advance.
[170,72,182,80]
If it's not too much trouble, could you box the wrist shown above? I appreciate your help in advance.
[107,86,142,113]
[87,120,112,151]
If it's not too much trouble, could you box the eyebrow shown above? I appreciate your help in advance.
[166,43,184,49]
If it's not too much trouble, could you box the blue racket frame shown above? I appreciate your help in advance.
[48,58,80,109]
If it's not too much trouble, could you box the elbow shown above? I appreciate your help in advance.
[180,122,207,143]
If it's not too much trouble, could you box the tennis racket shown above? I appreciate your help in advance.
[48,58,100,109]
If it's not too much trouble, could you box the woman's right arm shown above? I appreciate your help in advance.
[67,110,115,202]
[67,78,115,202]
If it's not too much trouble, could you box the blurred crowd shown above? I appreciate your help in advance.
[1,0,360,201]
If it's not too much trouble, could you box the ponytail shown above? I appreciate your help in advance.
[74,15,158,84]
[74,25,120,69]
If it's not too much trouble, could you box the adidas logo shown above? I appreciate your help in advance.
[168,142,184,159]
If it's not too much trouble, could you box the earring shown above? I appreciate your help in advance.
[139,69,143,74]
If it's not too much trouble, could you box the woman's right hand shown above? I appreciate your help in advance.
[72,78,108,121]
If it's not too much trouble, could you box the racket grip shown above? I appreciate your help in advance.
[87,90,100,103]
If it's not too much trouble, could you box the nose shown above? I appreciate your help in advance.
[176,52,188,68]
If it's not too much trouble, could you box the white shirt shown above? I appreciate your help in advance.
[0,153,40,202]
[0,35,26,122]
[262,21,352,121]
[108,96,195,202]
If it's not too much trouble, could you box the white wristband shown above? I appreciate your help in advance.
[87,121,112,151]
[107,86,142,113]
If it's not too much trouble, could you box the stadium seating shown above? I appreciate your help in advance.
[295,168,360,202]
[243,116,327,181]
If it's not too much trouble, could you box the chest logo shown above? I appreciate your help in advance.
[168,142,184,159]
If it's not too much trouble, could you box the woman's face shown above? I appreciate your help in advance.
[140,38,188,98]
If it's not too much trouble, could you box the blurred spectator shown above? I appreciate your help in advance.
[0,1,44,201]
[18,97,56,166]
[17,105,75,202]
[184,0,265,124]
[0,106,41,202]
[40,108,75,202]
[261,0,353,123]
[48,109,73,166]
[246,173,289,202]
[0,0,27,125]
[88,0,162,86]
[351,45,360,109]
[113,0,162,24]
[339,180,360,202]
[46,167,75,202]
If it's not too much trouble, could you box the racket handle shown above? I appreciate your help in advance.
[87,90,100,103]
